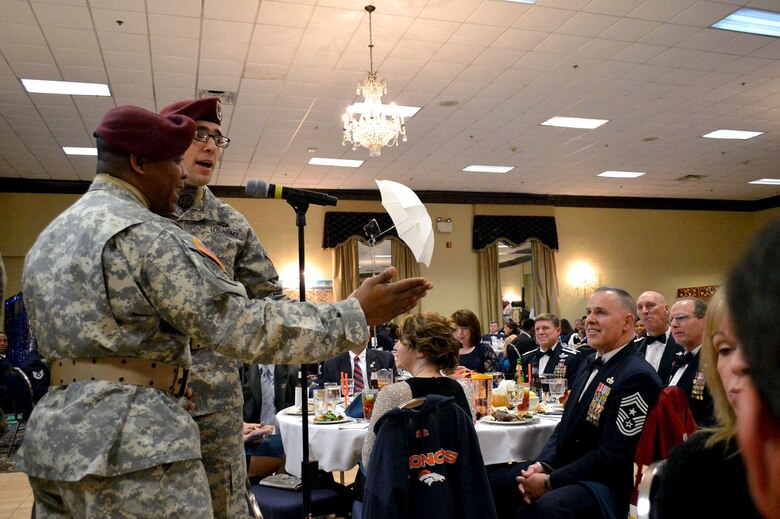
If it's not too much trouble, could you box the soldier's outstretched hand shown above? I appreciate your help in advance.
[352,266,433,325]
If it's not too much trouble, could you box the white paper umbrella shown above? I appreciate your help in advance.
[375,179,434,267]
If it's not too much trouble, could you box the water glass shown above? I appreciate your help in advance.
[377,369,393,389]
[324,383,340,411]
[548,378,567,405]
[312,388,329,416]
[490,371,505,389]
[341,378,355,399]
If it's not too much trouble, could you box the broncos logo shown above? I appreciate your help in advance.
[418,469,446,486]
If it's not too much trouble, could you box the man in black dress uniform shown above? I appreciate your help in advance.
[520,313,583,387]
[666,297,714,426]
[635,291,684,384]
[727,217,780,519]
[490,287,662,519]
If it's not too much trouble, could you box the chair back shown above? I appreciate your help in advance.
[630,386,696,506]
[636,459,666,519]
[5,367,34,421]
[362,394,498,519]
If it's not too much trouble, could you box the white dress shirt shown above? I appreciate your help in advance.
[644,329,671,372]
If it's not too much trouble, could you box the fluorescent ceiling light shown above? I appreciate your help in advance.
[22,79,110,96]
[598,171,645,179]
[749,178,780,185]
[712,8,780,38]
[375,255,392,258]
[463,165,514,174]
[63,147,97,156]
[541,116,608,129]
[346,103,421,118]
[702,129,764,140]
[308,157,363,168]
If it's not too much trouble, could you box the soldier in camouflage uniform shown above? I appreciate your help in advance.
[161,97,286,517]
[18,106,432,518]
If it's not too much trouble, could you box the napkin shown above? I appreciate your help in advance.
[345,393,364,418]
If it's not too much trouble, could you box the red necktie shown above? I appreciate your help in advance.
[354,360,364,392]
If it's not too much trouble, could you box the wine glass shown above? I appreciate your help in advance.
[548,378,566,408]
[491,371,504,389]
[507,385,523,415]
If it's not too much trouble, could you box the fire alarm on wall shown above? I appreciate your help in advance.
[446,241,452,248]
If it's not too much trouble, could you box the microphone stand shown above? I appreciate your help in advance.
[286,195,316,519]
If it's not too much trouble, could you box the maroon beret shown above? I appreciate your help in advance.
[95,106,196,161]
[160,97,222,125]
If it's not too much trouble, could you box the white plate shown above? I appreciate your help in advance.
[282,406,302,415]
[480,415,539,426]
[311,417,352,425]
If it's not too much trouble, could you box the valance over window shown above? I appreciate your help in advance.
[472,215,558,251]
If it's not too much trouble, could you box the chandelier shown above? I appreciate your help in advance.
[342,5,407,158]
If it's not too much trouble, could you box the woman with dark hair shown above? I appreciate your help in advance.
[452,309,498,373]
[559,318,574,345]
[361,312,475,467]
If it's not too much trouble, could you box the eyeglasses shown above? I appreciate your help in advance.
[670,314,698,323]
[193,127,230,148]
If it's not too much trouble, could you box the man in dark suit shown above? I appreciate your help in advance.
[506,319,536,378]
[320,337,396,388]
[490,287,662,519]
[635,290,684,384]
[239,363,298,479]
[667,297,714,427]
[521,313,583,387]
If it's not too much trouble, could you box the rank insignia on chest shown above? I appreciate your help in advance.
[692,372,706,400]
[606,376,614,384]
[587,382,612,426]
[616,392,649,437]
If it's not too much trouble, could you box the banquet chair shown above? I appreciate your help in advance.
[4,367,35,456]
[247,473,352,519]
[629,386,696,513]
[635,460,666,519]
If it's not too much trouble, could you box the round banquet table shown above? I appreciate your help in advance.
[275,407,561,477]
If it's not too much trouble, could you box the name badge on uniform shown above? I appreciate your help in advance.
[692,372,706,401]
[587,382,612,426]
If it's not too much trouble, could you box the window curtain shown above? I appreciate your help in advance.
[530,239,560,316]
[477,243,501,328]
[332,236,359,302]
[389,237,420,323]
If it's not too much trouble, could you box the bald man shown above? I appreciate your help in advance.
[635,291,684,384]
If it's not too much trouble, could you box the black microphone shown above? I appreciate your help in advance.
[245,179,338,206]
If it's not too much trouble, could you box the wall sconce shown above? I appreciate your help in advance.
[436,217,453,233]
[567,260,599,296]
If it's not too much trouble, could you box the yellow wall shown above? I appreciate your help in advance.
[1,191,777,328]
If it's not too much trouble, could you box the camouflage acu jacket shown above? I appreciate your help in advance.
[19,176,367,480]
[174,186,286,416]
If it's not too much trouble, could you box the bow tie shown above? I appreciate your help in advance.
[673,352,695,368]
[646,334,666,345]
[589,356,603,371]
[540,349,553,357]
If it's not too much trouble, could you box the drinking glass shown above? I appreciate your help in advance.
[324,383,340,411]
[312,388,329,416]
[507,386,523,415]
[341,378,355,400]
[362,388,378,420]
[491,371,505,389]
[540,374,553,403]
[548,378,566,406]
[377,369,393,389]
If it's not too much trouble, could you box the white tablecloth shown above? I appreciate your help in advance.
[276,408,560,477]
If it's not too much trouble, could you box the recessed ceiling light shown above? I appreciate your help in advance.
[712,8,780,38]
[749,178,780,185]
[541,116,609,129]
[702,129,764,140]
[463,165,514,173]
[22,79,111,96]
[308,157,363,168]
[346,103,421,118]
[63,147,97,156]
[598,171,645,179]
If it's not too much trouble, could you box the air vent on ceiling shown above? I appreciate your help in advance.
[675,174,706,182]
[197,89,236,105]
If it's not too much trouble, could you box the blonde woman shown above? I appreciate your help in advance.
[654,288,760,517]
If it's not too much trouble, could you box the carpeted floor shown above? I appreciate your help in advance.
[0,420,23,473]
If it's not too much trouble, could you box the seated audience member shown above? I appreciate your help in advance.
[452,309,498,373]
[505,318,535,378]
[362,312,475,468]
[654,289,760,518]
[489,287,662,519]
[0,332,11,414]
[666,297,714,426]
[482,320,506,344]
[520,313,582,387]
[320,331,396,388]
[373,322,397,351]
[726,217,780,519]
[567,318,587,347]
[634,319,646,341]
[559,318,574,345]
[636,291,685,384]
[239,363,298,478]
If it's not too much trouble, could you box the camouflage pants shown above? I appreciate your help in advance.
[29,458,213,518]
[194,406,247,519]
